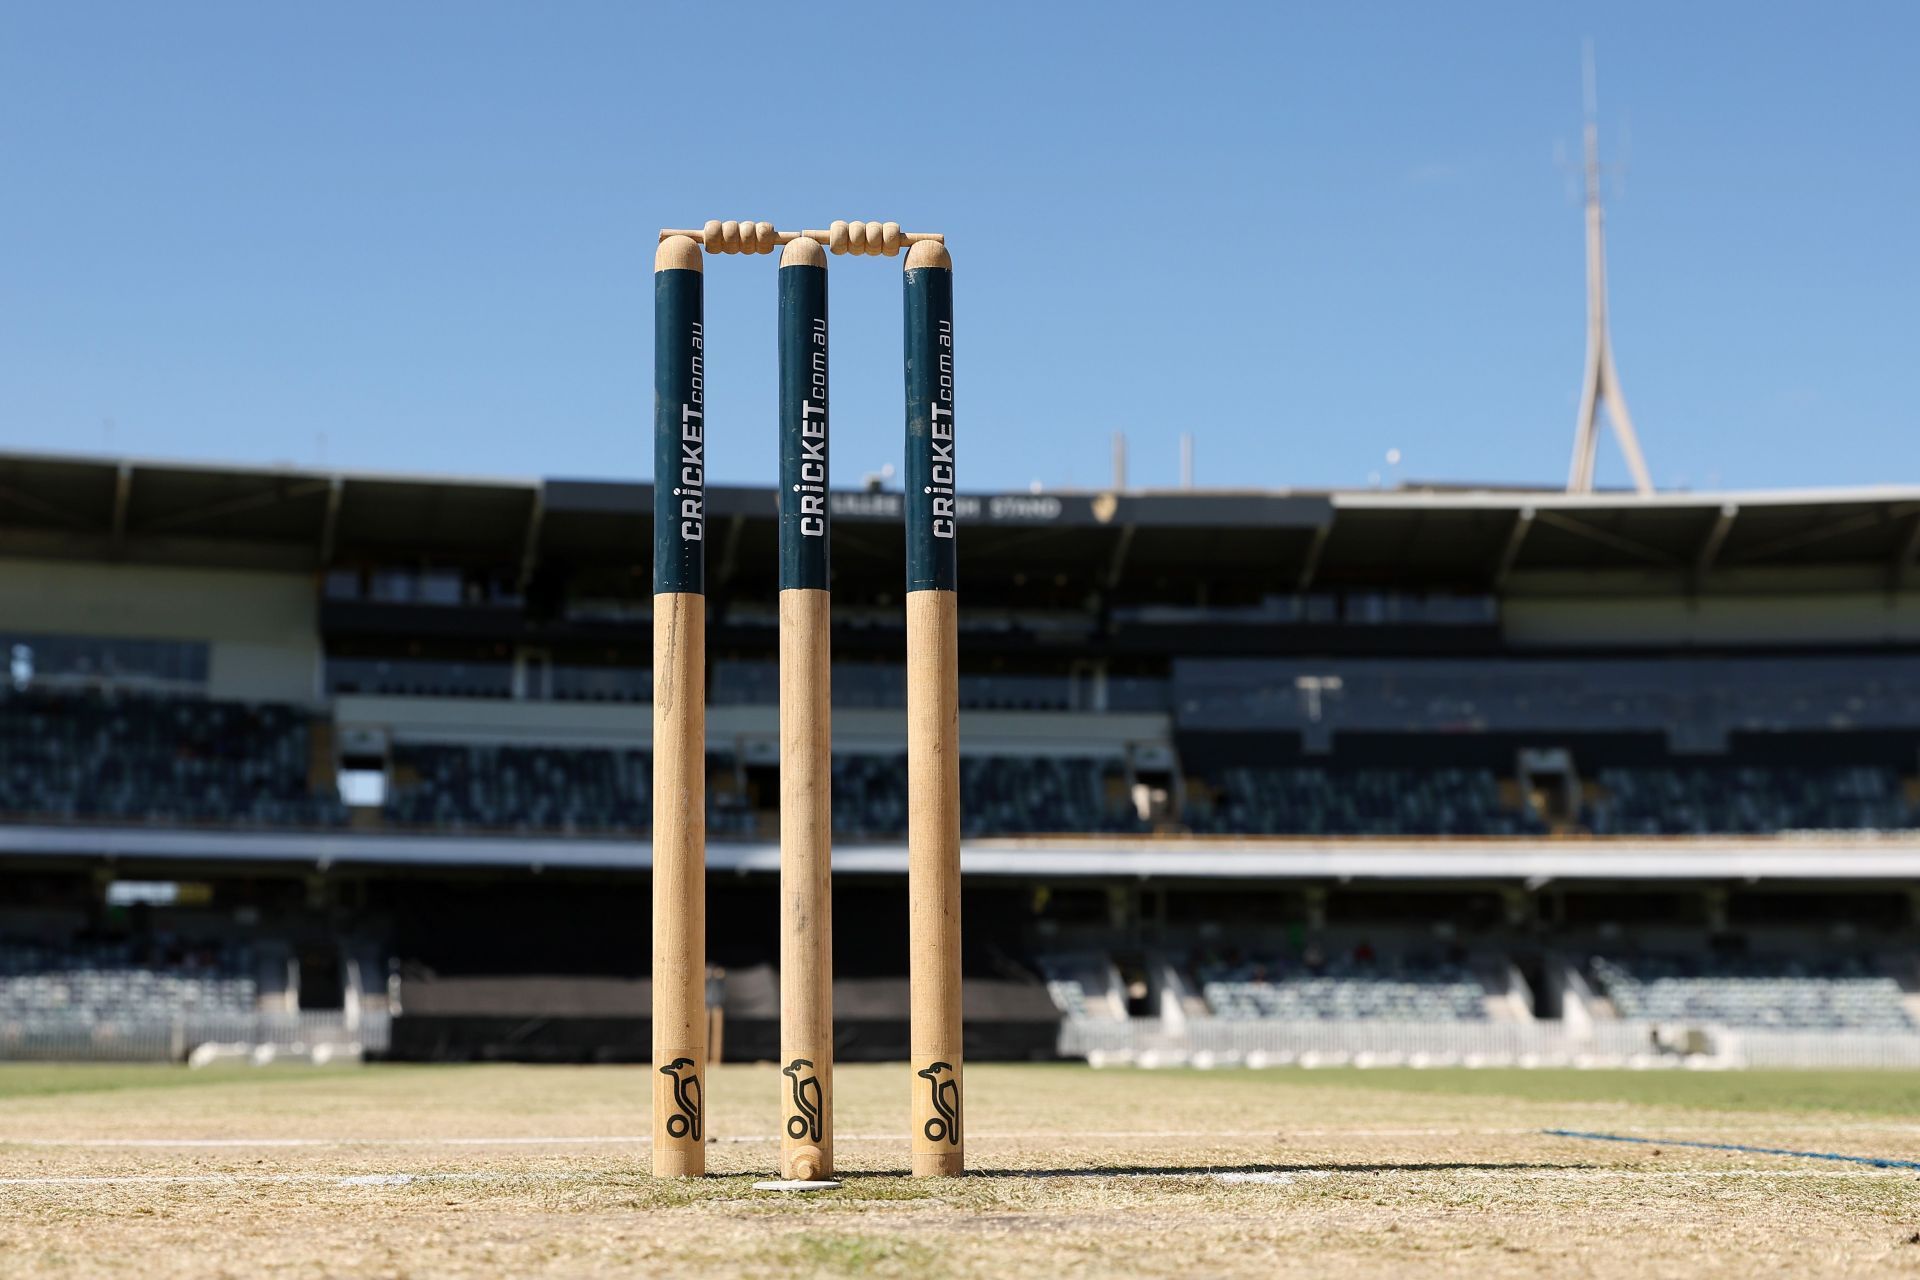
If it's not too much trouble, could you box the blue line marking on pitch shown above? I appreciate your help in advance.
[1544,1128,1920,1171]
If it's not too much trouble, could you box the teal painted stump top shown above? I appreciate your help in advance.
[654,267,705,596]
[779,261,829,592]
[903,261,955,593]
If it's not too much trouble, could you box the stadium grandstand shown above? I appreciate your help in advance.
[4,447,1920,1068]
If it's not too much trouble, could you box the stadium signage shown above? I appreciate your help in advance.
[797,380,827,535]
[989,495,1064,520]
[928,319,957,542]
[653,264,704,594]
[779,260,830,592]
[903,269,957,591]
[829,492,1065,524]
[678,400,704,543]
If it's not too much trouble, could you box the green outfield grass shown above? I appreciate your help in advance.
[1238,1064,1920,1117]
[3,1060,1917,1278]
[0,1061,367,1099]
[9,1062,1908,1115]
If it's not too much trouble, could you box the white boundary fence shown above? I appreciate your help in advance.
[1715,1028,1920,1069]
[9,1012,1914,1069]
[0,1011,390,1064]
[1060,1017,1920,1070]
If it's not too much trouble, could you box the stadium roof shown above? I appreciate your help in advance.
[3,448,1917,594]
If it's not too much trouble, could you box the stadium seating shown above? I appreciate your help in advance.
[8,685,1916,842]
[0,939,257,1023]
[1590,954,1913,1031]
[1585,766,1915,835]
[372,755,1920,839]
[384,742,651,834]
[1035,954,1123,1019]
[831,754,1145,838]
[382,746,1147,838]
[1173,654,1920,740]
[1187,767,1547,837]
[958,756,1145,837]
[1192,949,1490,1021]
[1045,976,1090,1018]
[0,690,345,828]
[830,753,908,838]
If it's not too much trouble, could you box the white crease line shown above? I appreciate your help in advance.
[0,1167,1909,1190]
[1386,1169,1920,1180]
[0,1171,535,1188]
[3,1135,653,1149]
[1647,1128,1920,1136]
[11,1126,1909,1150]
[0,1128,1521,1149]
[1129,1168,1920,1184]
[963,1128,1549,1140]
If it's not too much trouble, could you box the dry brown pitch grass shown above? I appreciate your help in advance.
[3,1061,1919,1277]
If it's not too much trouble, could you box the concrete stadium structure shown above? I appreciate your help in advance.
[4,447,1920,1069]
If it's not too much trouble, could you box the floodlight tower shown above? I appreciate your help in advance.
[1566,47,1654,496]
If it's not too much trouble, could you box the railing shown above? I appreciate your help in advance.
[1060,1016,1920,1069]
[713,660,1171,713]
[1716,1028,1920,1069]
[0,1010,391,1063]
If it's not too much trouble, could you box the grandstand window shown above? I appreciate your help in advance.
[1343,592,1497,625]
[369,569,415,603]
[331,566,510,606]
[719,661,1164,713]
[362,567,467,605]
[417,570,463,606]
[325,656,513,699]
[565,597,651,624]
[0,632,209,691]
[1112,594,1405,626]
[1420,594,1499,624]
[1346,593,1391,623]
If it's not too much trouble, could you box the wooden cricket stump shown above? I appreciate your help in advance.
[778,235,834,1183]
[649,221,960,1183]
[903,241,964,1177]
[652,234,707,1177]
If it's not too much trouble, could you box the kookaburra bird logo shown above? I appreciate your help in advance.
[917,1060,960,1145]
[659,1057,702,1141]
[783,1058,824,1142]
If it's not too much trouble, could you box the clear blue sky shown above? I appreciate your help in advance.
[1,2,1913,494]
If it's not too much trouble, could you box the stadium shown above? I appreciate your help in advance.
[8,9,1920,1278]
[9,452,1920,1272]
[8,450,1920,1072]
